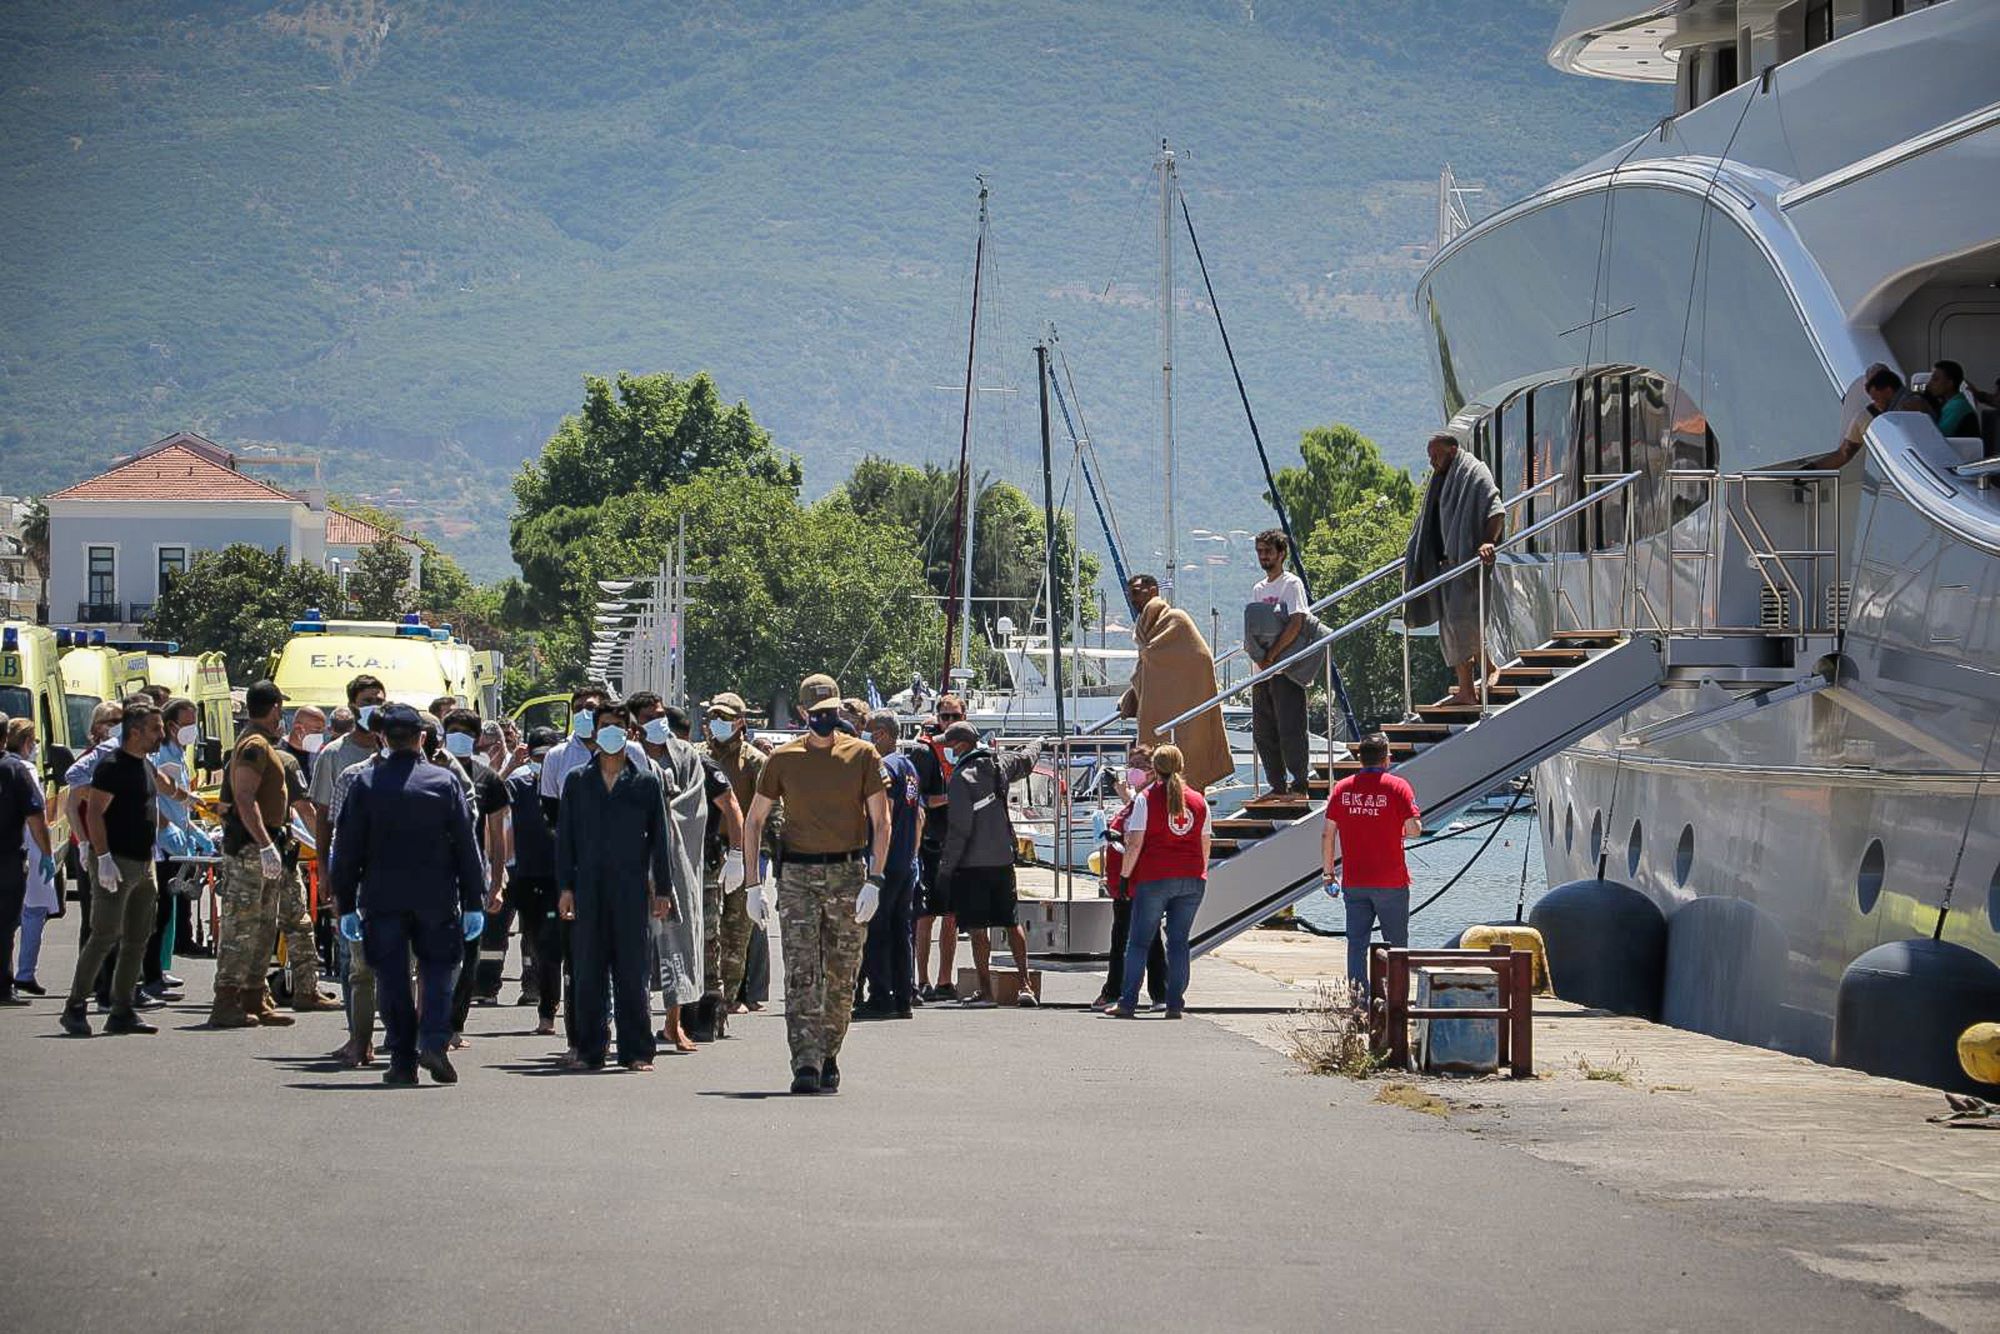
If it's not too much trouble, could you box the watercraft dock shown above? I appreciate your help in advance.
[3,925,1994,1332]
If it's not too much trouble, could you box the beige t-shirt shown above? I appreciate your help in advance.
[755,734,883,854]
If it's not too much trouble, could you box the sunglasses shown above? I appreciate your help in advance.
[938,713,964,722]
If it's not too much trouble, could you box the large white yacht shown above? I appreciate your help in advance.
[1420,0,1999,1078]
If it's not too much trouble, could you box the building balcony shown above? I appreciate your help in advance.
[77,602,122,624]
[127,601,155,624]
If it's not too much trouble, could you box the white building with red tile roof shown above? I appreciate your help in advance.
[43,431,417,632]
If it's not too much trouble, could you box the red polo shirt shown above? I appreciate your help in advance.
[1326,769,1419,890]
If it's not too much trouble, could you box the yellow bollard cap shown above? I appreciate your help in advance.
[1958,1022,2000,1086]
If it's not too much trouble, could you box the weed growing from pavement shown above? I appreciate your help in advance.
[1575,1050,1640,1084]
[1283,980,1385,1079]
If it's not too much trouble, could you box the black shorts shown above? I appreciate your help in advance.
[950,864,1017,931]
[917,842,947,917]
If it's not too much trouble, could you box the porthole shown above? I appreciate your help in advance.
[1589,809,1604,864]
[1674,824,1694,887]
[1986,862,2000,933]
[1626,819,1643,878]
[1564,803,1575,855]
[1856,839,1885,915]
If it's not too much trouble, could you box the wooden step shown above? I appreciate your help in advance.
[1514,646,1591,667]
[1413,703,1484,723]
[1242,794,1315,819]
[1209,838,1243,859]
[1549,629,1620,644]
[1212,817,1280,839]
[1381,721,1455,741]
[1494,665,1560,684]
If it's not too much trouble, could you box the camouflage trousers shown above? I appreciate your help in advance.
[214,847,310,993]
[702,871,753,1001]
[777,859,867,1070]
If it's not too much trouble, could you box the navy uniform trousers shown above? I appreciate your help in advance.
[363,908,462,1066]
[569,884,655,1066]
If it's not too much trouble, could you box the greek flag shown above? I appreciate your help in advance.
[866,678,883,710]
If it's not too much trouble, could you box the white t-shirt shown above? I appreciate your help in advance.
[1250,570,1307,618]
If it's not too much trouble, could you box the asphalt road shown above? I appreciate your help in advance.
[0,932,1932,1333]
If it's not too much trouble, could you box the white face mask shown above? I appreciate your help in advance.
[176,724,199,748]
[300,732,325,754]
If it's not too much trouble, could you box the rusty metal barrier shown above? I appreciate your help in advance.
[1368,944,1534,1078]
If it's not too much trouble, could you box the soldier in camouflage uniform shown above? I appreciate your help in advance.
[697,691,767,1007]
[741,673,890,1094]
[208,680,301,1029]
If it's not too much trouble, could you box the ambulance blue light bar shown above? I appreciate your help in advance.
[1,627,16,651]
[90,630,107,646]
[55,629,73,648]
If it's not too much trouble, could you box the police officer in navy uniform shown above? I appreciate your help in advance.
[328,703,487,1086]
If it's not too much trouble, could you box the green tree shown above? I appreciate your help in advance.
[835,455,1099,663]
[509,371,802,626]
[561,473,944,707]
[1270,424,1417,562]
[345,537,414,618]
[144,544,346,684]
[1301,493,1448,728]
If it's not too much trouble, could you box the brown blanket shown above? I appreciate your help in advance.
[1119,597,1234,791]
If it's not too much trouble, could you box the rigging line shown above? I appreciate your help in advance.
[1099,168,1155,298]
[942,179,990,686]
[1052,334,1133,564]
[1045,350,1131,589]
[1515,784,1537,924]
[1593,749,1627,883]
[1177,183,1359,742]
[1667,89,1758,421]
[1933,711,2000,941]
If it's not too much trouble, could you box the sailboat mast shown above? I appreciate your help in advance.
[942,177,989,688]
[1158,139,1178,604]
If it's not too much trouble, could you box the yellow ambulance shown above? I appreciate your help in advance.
[59,631,151,744]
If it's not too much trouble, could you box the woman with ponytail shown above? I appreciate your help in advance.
[1108,743,1210,1020]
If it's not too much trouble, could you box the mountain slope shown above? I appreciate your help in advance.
[0,1,1662,577]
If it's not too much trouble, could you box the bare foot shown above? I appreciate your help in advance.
[730,1001,750,1014]
[533,1019,556,1037]
[746,1001,765,1012]
[674,1031,698,1053]
[448,1034,469,1051]
[1445,690,1478,706]
[624,1060,654,1072]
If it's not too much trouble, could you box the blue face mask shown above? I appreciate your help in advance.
[571,709,595,738]
[594,724,629,753]
[443,732,476,758]
[643,717,672,745]
[707,717,736,744]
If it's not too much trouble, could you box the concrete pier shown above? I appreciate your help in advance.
[0,924,1990,1332]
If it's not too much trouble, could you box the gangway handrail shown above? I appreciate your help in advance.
[1158,471,1643,736]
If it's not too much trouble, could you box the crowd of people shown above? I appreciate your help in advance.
[0,460,1512,1081]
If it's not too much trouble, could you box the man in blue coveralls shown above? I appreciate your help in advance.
[329,703,487,1086]
[855,709,923,1019]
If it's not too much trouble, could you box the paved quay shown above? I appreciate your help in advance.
[0,924,1985,1333]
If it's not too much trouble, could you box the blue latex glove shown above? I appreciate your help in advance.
[188,825,217,856]
[158,823,189,859]
[38,853,56,882]
[339,912,363,943]
[461,909,485,942]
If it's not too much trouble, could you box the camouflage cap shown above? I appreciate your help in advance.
[798,672,841,712]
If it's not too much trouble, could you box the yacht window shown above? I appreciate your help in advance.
[1986,861,1999,933]
[1857,838,1886,914]
[1626,819,1643,878]
[1674,824,1695,887]
[1803,1,1834,50]
[1530,381,1579,554]
[1500,392,1531,517]
[1590,372,1629,549]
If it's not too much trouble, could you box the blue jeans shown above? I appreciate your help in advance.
[1120,877,1205,1013]
[1343,887,1409,991]
[362,909,462,1068]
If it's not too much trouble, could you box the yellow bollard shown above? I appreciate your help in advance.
[1462,923,1550,994]
[1958,1022,2000,1086]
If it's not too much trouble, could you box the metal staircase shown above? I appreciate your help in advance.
[1021,465,1832,962]
[1191,628,1665,955]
